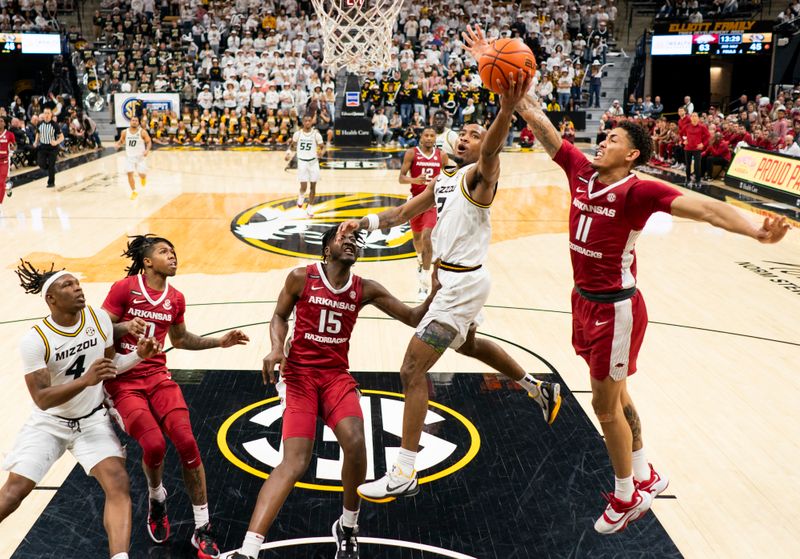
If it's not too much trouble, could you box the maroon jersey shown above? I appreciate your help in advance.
[409,146,443,196]
[102,274,186,378]
[285,263,363,374]
[0,130,12,162]
[554,141,682,292]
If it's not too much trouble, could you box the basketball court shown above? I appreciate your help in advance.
[1,144,799,558]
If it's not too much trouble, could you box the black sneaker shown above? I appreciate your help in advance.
[332,518,359,559]
[528,380,562,425]
[147,495,170,543]
[192,522,220,559]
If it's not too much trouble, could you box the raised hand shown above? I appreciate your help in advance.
[756,216,790,244]
[220,329,250,348]
[261,348,286,385]
[337,219,363,241]
[462,24,492,61]
[498,69,534,113]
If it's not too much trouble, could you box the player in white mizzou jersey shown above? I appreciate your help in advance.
[0,261,161,559]
[339,69,563,503]
[286,114,325,216]
[116,115,152,200]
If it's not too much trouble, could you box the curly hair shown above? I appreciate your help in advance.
[121,234,174,276]
[617,120,653,167]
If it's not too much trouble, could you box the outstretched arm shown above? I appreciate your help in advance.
[516,93,563,157]
[463,69,532,205]
[671,196,790,243]
[361,266,441,327]
[337,181,436,237]
[169,322,249,350]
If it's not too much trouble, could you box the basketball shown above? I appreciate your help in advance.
[478,38,537,94]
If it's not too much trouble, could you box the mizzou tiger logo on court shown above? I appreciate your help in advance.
[217,390,480,492]
[231,192,416,261]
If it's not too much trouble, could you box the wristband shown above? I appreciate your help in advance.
[365,213,380,232]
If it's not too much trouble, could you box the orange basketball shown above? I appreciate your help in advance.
[478,38,537,94]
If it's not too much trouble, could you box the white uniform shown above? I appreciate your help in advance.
[124,128,147,174]
[2,306,125,483]
[417,163,493,349]
[293,129,323,182]
[435,128,458,155]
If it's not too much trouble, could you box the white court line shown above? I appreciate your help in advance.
[220,536,478,558]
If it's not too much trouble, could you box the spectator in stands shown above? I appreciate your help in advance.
[608,99,624,117]
[683,95,694,114]
[588,60,602,108]
[651,95,664,118]
[519,124,535,148]
[372,107,392,146]
[683,112,710,186]
[702,132,731,179]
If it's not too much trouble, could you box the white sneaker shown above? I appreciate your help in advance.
[594,488,653,534]
[297,195,305,208]
[306,205,315,217]
[416,287,428,302]
[357,465,419,502]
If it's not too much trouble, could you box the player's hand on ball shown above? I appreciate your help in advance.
[124,317,148,338]
[498,69,534,111]
[756,216,790,244]
[220,329,250,348]
[83,358,118,385]
[262,349,286,385]
[136,337,162,359]
[462,24,491,60]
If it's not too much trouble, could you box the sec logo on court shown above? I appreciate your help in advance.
[217,390,480,491]
[230,192,417,261]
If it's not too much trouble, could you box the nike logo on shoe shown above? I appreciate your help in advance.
[386,481,411,492]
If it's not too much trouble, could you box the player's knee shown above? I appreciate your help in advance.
[0,481,31,510]
[277,450,312,480]
[164,412,202,469]
[339,428,366,457]
[103,467,131,500]
[399,364,426,388]
[139,429,167,469]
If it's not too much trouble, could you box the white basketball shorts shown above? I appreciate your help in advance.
[125,155,147,174]
[297,158,320,182]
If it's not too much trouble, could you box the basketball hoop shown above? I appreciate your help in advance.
[311,0,402,74]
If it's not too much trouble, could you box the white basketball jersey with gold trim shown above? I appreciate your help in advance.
[19,306,114,418]
[431,163,492,268]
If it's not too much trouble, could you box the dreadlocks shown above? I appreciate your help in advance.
[122,234,174,276]
[320,226,362,262]
[15,260,61,295]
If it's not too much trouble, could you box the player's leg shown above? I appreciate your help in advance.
[332,416,365,559]
[0,160,8,204]
[0,474,36,522]
[418,225,434,297]
[233,375,318,559]
[297,181,307,208]
[137,158,147,188]
[456,326,561,425]
[306,161,320,216]
[91,457,132,558]
[358,324,449,502]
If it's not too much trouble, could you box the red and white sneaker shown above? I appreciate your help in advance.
[635,464,669,497]
[146,493,170,543]
[594,488,653,534]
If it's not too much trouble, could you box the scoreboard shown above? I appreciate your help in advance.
[651,31,772,56]
[0,33,61,55]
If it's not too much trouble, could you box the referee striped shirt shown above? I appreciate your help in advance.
[37,121,59,145]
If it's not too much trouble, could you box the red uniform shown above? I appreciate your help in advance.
[408,146,442,232]
[102,275,188,427]
[0,129,12,204]
[554,141,682,380]
[282,262,364,440]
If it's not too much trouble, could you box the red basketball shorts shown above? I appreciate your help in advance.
[104,371,189,431]
[410,206,437,233]
[571,289,648,381]
[279,368,362,440]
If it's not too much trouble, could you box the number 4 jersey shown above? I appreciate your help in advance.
[19,306,114,418]
[285,263,363,374]
[102,274,186,378]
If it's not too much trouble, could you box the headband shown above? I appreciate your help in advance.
[41,270,72,298]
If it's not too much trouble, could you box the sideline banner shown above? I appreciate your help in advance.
[113,93,180,127]
[725,146,800,208]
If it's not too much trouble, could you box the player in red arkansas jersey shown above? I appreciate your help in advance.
[462,24,791,534]
[0,117,15,204]
[228,226,439,559]
[491,28,792,532]
[102,235,249,558]
[399,127,449,301]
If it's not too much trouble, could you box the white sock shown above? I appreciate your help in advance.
[341,506,359,529]
[632,448,651,482]
[516,373,541,398]
[192,503,210,529]
[111,554,129,559]
[395,448,417,474]
[297,194,304,206]
[148,484,166,502]
[614,475,635,502]
[240,531,264,558]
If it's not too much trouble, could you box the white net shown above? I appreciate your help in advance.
[310,0,402,74]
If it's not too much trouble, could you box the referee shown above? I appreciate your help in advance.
[34,106,63,188]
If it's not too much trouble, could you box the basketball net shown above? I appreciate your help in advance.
[310,0,402,74]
